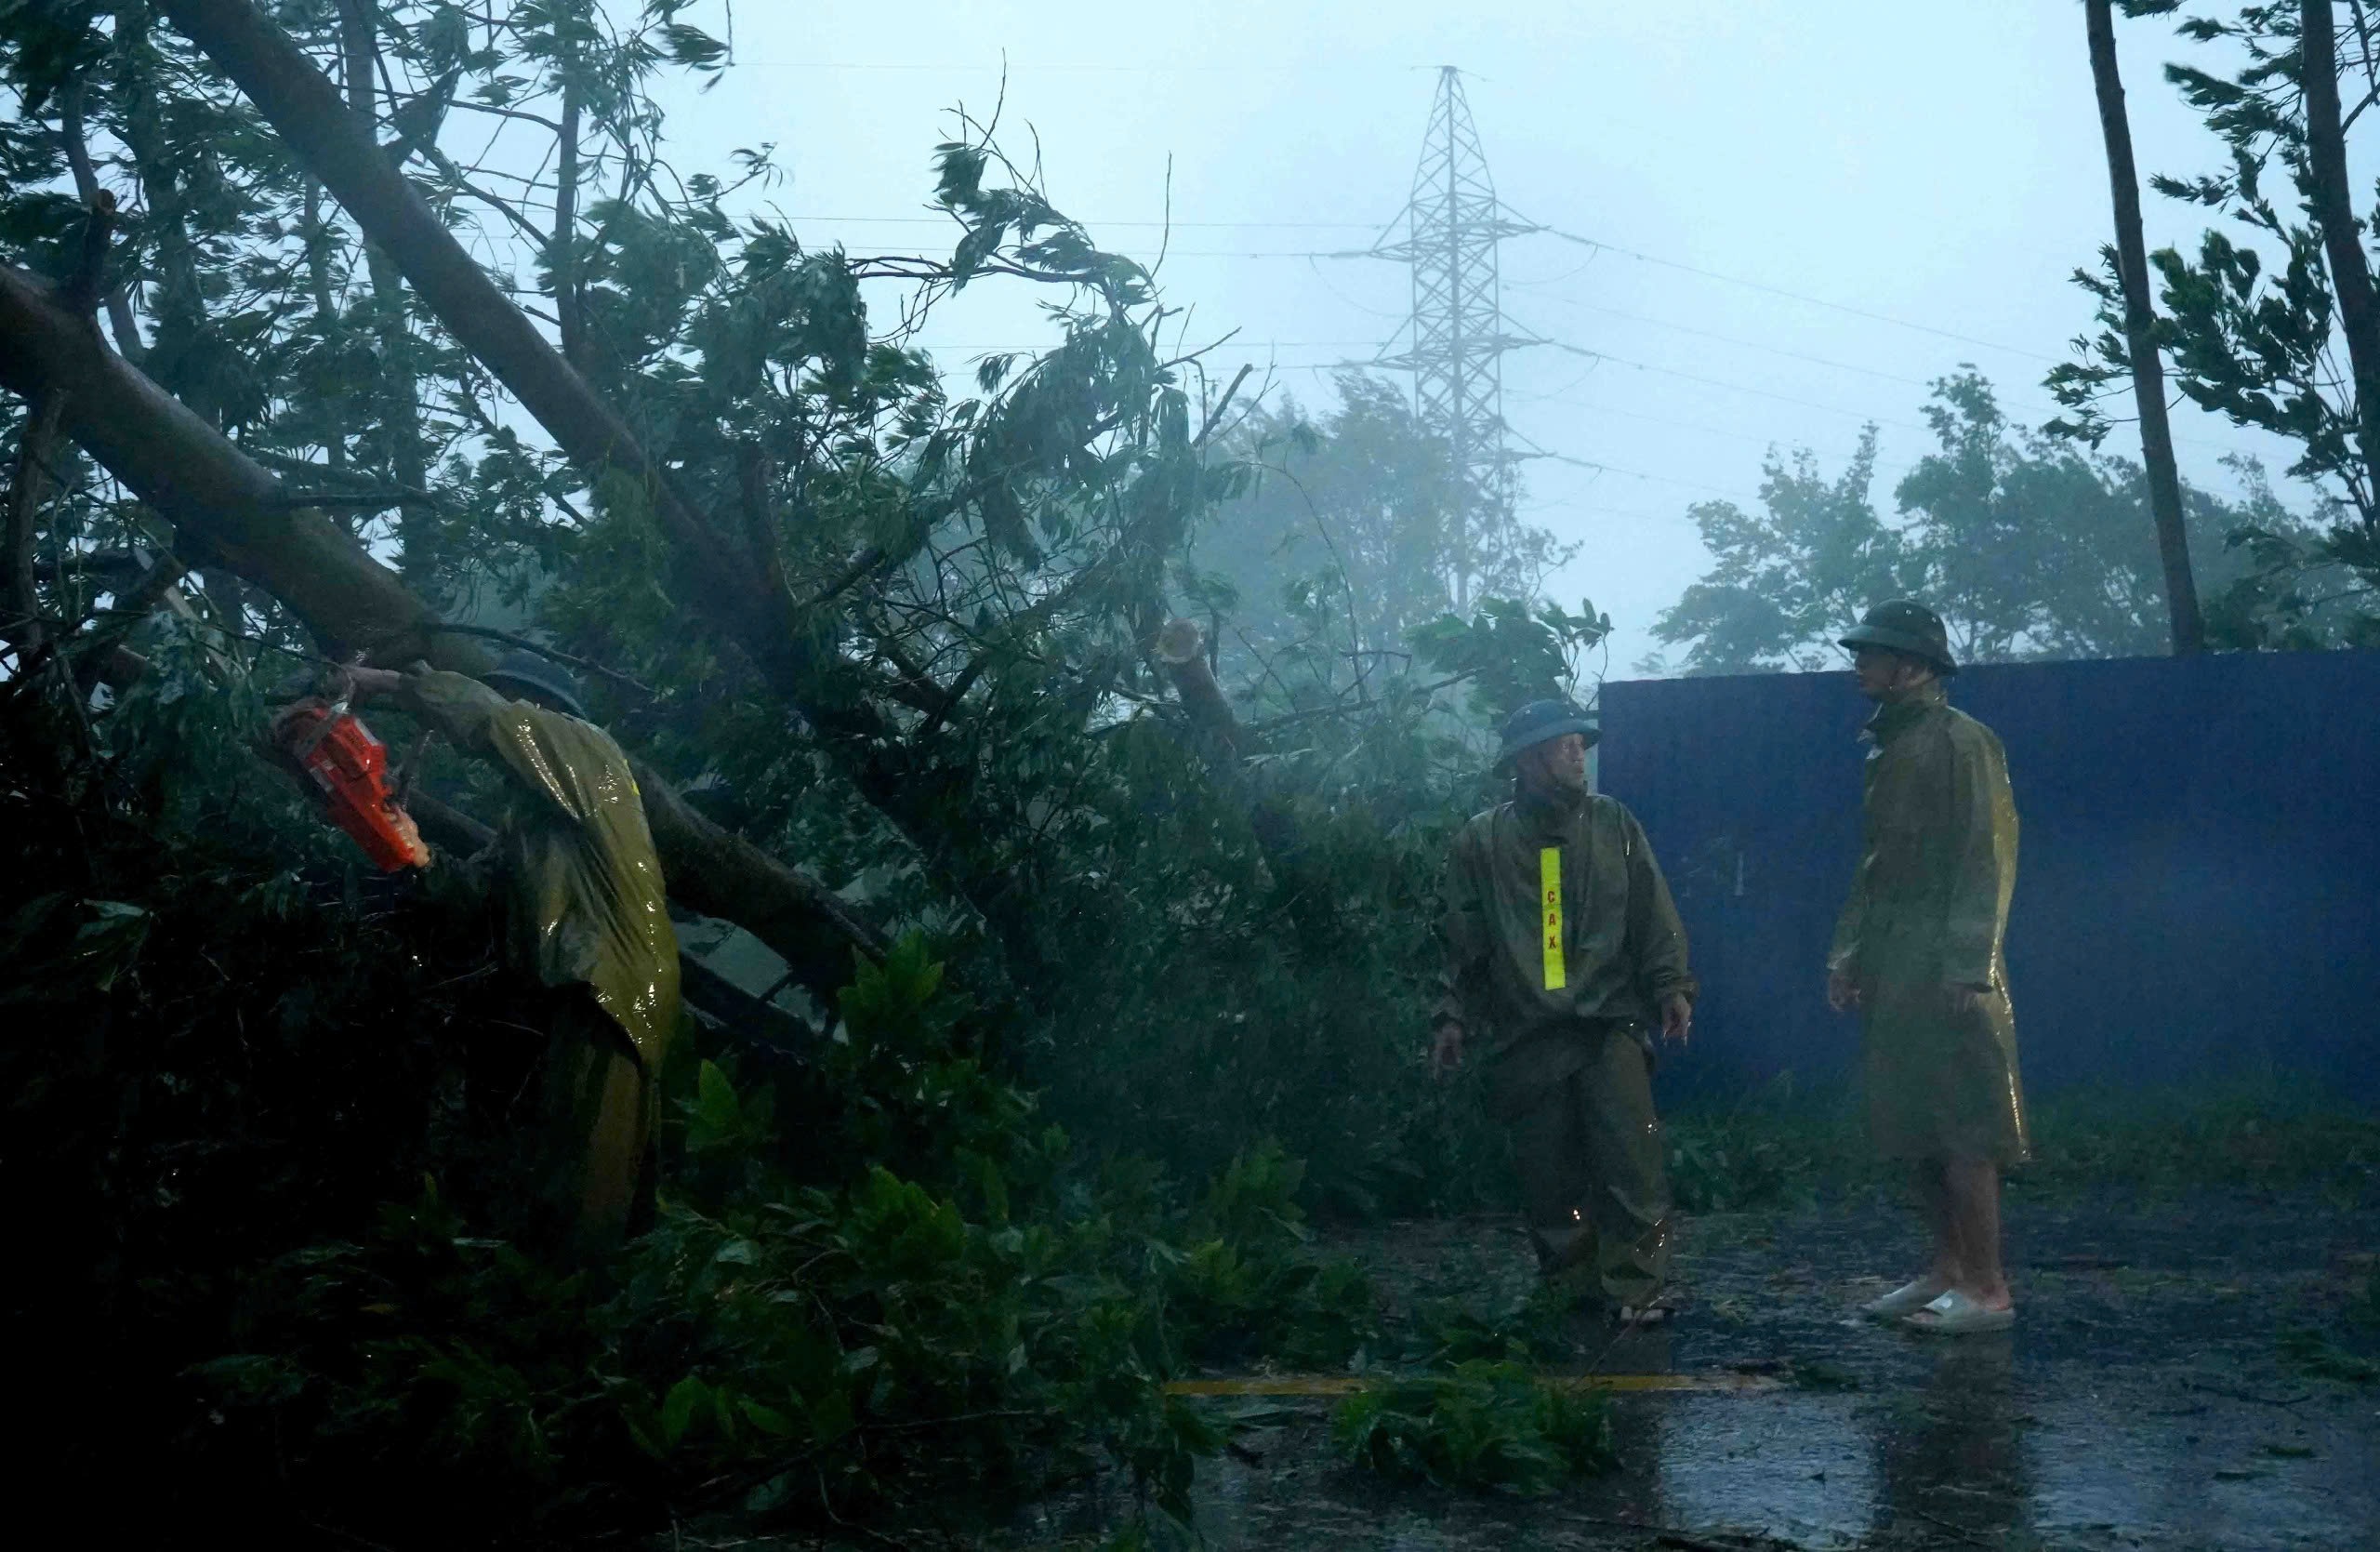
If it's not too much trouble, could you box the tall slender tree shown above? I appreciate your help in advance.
[2297,0,2380,484]
[2049,0,2380,642]
[2084,0,2205,653]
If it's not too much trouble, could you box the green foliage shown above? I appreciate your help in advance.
[192,1054,1371,1537]
[2015,1087,2380,1201]
[1411,595,1612,721]
[1665,1111,1831,1214]
[0,674,1402,1543]
[1329,1361,1616,1493]
[2045,1,2380,641]
[1400,1285,1579,1368]
[1651,372,2280,672]
[1155,1143,1381,1369]
[2278,1326,2379,1385]
[1191,372,1577,691]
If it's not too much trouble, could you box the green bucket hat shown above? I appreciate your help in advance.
[483,648,588,719]
[1839,600,1957,676]
[1496,697,1601,765]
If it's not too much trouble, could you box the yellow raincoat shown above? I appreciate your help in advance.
[1829,682,2028,1163]
[405,670,681,1236]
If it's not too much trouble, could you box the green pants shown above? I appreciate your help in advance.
[1495,1026,1673,1306]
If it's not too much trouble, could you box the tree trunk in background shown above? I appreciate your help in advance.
[2085,0,2205,654]
[57,82,146,365]
[112,6,210,413]
[0,260,881,1002]
[154,0,1062,978]
[334,0,433,581]
[2301,0,2380,510]
[1153,617,1240,762]
[299,179,348,470]
[157,0,830,718]
[2,391,67,651]
[0,262,451,663]
[551,33,587,368]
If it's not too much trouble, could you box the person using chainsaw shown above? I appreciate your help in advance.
[1431,698,1697,1323]
[1827,601,2027,1335]
[312,650,681,1251]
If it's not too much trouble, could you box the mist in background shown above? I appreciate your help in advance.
[637,0,2314,670]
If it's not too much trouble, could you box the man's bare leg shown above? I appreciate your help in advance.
[1941,1158,2010,1308]
[1918,1160,1962,1288]
[1865,1162,1955,1314]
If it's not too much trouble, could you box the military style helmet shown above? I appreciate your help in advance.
[483,648,588,719]
[1838,600,1958,677]
[1496,697,1601,764]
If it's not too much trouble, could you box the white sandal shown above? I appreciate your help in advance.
[1860,1277,1949,1320]
[1901,1288,2015,1335]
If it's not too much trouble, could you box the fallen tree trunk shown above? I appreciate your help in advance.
[0,260,879,1002]
[629,754,889,987]
[154,0,861,730]
[0,261,458,669]
[1153,617,1239,762]
[411,790,828,1051]
[152,0,1048,980]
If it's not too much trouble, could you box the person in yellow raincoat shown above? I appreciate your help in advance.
[1826,602,2025,1335]
[1433,698,1697,1322]
[343,652,681,1250]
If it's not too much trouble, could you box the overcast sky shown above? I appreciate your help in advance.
[643,0,2312,675]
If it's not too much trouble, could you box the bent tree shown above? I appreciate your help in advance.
[3,0,1587,1030]
[2051,0,2380,644]
[1,0,1273,997]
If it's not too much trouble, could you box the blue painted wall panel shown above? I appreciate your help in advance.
[1597,652,2380,1100]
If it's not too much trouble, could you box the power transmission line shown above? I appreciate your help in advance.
[795,215,1389,229]
[1515,292,1939,390]
[733,60,1412,73]
[811,211,2066,365]
[1515,225,2062,365]
[1504,386,1924,479]
[1517,335,1937,434]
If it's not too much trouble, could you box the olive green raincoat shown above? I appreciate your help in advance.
[1435,789,1697,1087]
[1829,681,2028,1164]
[405,671,682,1236]
[1436,789,1695,1305]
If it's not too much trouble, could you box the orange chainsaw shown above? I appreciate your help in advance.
[276,696,431,871]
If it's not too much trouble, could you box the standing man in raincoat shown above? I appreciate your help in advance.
[1432,698,1697,1322]
[337,652,681,1251]
[1826,602,2026,1334]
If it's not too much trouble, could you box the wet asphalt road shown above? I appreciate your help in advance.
[1167,1187,2380,1550]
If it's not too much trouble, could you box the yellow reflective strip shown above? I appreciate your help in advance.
[1540,846,1567,991]
[1160,1373,1781,1398]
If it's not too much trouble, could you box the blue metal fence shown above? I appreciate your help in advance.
[1598,651,2380,1101]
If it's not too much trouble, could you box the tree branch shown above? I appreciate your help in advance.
[157,0,853,728]
[3,391,69,652]
[57,86,144,362]
[418,620,654,696]
[0,258,881,1003]
[2301,0,2380,500]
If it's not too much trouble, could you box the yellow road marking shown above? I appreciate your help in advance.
[1163,1373,1781,1399]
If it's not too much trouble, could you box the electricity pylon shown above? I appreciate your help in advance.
[1370,66,1538,612]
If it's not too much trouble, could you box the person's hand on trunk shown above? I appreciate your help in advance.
[344,664,407,702]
